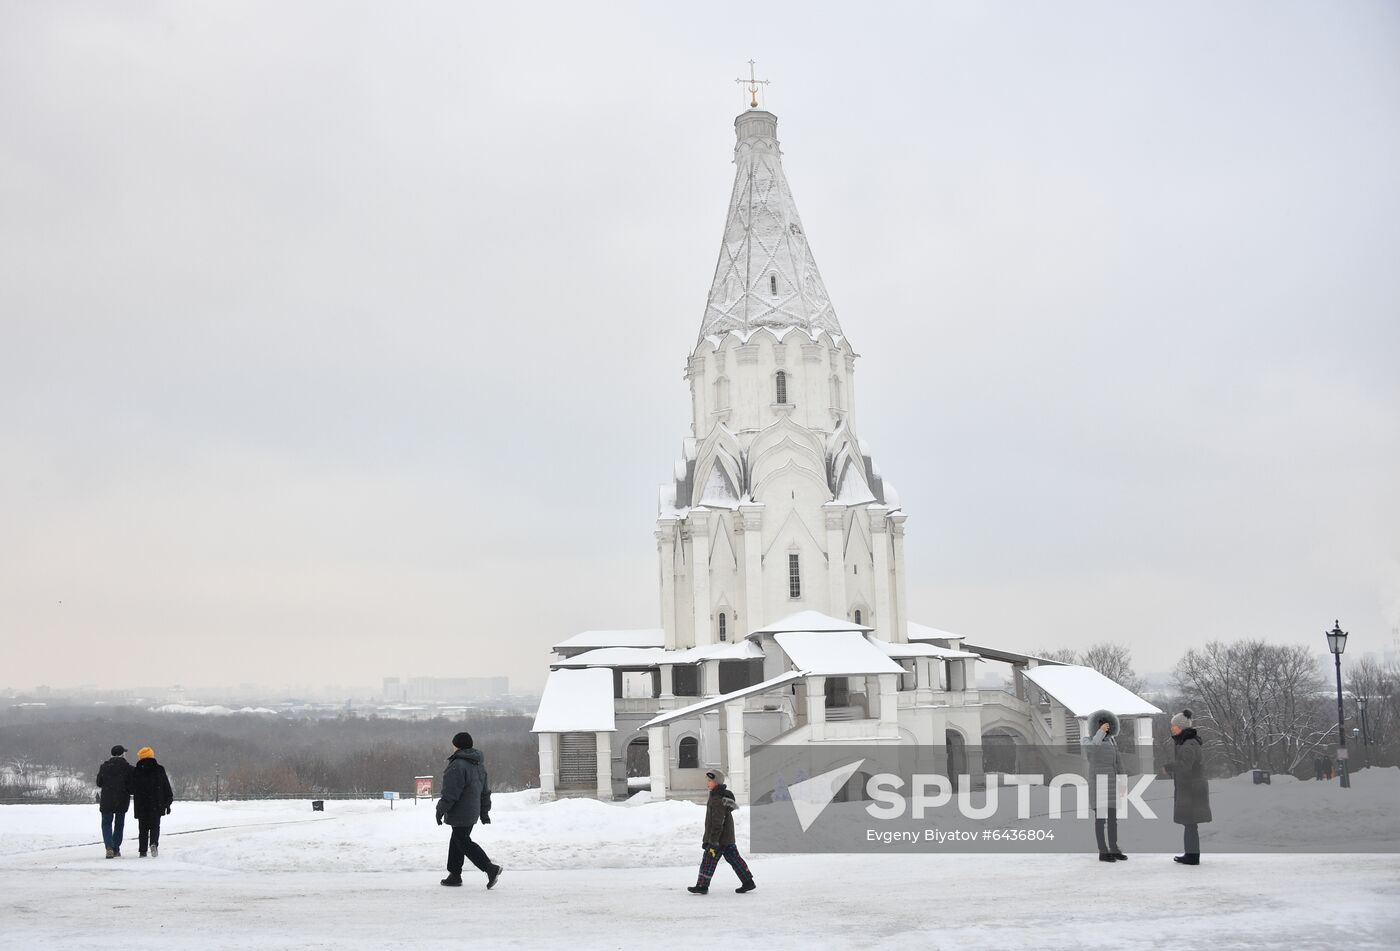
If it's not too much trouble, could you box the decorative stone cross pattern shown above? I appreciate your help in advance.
[735,59,770,109]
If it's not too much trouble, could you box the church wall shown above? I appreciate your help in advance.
[688,331,854,445]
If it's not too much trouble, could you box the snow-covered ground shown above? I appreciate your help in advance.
[2,778,1398,950]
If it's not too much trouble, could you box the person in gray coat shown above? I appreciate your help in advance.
[435,731,502,889]
[1084,710,1127,862]
[1165,710,1211,865]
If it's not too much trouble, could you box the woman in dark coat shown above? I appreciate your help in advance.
[1166,710,1211,865]
[1084,709,1127,862]
[129,747,174,857]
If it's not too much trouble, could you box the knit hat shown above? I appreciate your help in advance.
[1171,709,1194,730]
[704,768,725,785]
[452,731,473,750]
[138,747,155,761]
[110,745,127,756]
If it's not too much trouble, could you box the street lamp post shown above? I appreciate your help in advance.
[1357,696,1370,768]
[1325,620,1351,789]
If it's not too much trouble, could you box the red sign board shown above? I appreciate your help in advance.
[415,775,434,799]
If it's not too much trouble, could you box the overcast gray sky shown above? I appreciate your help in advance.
[2,1,1398,694]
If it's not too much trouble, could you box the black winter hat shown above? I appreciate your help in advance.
[110,745,127,756]
[452,731,473,750]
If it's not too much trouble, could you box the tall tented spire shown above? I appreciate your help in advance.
[699,110,842,342]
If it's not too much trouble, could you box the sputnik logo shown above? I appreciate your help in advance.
[786,759,866,832]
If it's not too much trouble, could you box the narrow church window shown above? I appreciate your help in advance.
[788,553,801,599]
[854,609,862,625]
[678,736,699,769]
[775,370,788,405]
[718,612,727,642]
[770,274,778,296]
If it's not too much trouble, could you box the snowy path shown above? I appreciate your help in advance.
[2,796,1398,950]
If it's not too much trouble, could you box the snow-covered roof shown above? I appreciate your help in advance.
[531,668,617,733]
[552,629,665,652]
[552,641,763,669]
[751,610,872,635]
[1022,665,1162,717]
[960,643,1070,667]
[907,623,964,643]
[642,672,804,729]
[873,639,979,660]
[774,631,905,675]
[698,324,846,351]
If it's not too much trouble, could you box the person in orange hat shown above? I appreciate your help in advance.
[129,747,174,857]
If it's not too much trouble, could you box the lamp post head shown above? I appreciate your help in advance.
[1326,620,1348,656]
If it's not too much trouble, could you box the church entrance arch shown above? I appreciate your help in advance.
[625,735,649,778]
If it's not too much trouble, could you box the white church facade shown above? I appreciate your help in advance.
[532,104,1159,803]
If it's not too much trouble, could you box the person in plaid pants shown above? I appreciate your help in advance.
[688,768,756,895]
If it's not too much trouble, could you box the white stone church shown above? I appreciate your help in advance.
[532,103,1160,803]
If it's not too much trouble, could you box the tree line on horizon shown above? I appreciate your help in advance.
[0,707,538,803]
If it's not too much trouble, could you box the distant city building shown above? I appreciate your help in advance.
[382,675,509,702]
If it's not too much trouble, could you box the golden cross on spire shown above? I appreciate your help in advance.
[735,59,770,109]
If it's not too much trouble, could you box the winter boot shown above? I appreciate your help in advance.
[1173,854,1200,866]
[1110,851,1128,861]
[440,874,463,887]
[486,865,503,890]
[736,880,757,894]
[687,885,708,895]
[151,845,158,858]
[138,852,147,858]
[1098,853,1117,862]
[105,848,115,859]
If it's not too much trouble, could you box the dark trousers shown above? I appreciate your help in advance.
[1182,822,1200,856]
[1094,810,1119,854]
[101,811,126,851]
[446,823,493,877]
[697,844,753,887]
[138,816,161,854]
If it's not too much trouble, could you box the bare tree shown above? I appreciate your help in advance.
[1346,656,1399,767]
[225,764,310,798]
[1174,640,1331,775]
[1079,642,1145,694]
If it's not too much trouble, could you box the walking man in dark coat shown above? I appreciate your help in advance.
[1166,709,1211,865]
[130,747,174,857]
[435,731,502,889]
[1084,710,1128,862]
[688,768,755,895]
[96,745,133,859]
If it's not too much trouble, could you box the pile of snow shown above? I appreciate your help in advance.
[0,790,731,873]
